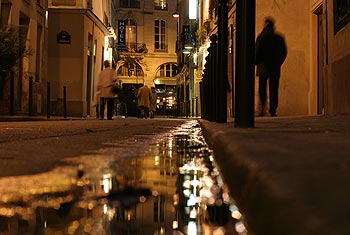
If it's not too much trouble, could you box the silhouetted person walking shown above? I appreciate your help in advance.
[97,60,117,120]
[137,84,152,118]
[255,17,287,117]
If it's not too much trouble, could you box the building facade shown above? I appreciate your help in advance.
[194,0,350,119]
[0,0,49,116]
[47,0,117,117]
[115,0,178,116]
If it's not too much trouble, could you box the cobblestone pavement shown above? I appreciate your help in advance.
[0,117,187,177]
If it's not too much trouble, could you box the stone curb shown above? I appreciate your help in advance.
[199,120,326,235]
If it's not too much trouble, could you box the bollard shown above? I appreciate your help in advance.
[234,0,255,128]
[207,34,218,122]
[196,97,199,117]
[29,76,34,116]
[217,0,229,123]
[199,80,206,119]
[47,82,51,118]
[10,71,15,116]
[63,86,67,118]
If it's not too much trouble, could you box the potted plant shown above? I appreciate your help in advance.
[0,24,26,98]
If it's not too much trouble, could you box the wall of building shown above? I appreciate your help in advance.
[115,0,178,87]
[325,0,350,114]
[256,0,312,116]
[256,0,350,116]
[48,9,107,116]
[0,0,48,115]
[48,11,84,116]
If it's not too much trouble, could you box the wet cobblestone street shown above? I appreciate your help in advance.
[0,120,247,235]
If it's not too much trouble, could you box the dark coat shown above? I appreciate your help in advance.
[137,85,152,108]
[255,27,287,77]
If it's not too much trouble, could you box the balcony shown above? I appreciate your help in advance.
[117,43,148,54]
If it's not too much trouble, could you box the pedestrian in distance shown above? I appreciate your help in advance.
[137,84,152,118]
[255,16,287,117]
[149,86,157,119]
[97,60,117,120]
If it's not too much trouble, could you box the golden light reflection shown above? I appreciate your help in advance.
[0,120,249,235]
[155,155,160,166]
[172,220,179,229]
[235,221,247,234]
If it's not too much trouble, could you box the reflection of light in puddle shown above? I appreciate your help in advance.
[0,120,249,235]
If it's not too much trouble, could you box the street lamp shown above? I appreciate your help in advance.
[172,11,179,18]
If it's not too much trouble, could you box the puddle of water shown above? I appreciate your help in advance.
[0,120,248,235]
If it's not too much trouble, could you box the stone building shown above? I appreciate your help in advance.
[0,0,48,116]
[115,0,178,116]
[195,0,350,118]
[47,0,117,117]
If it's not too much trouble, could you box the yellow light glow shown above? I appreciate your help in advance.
[172,220,178,229]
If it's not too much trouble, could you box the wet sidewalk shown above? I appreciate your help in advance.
[199,114,350,235]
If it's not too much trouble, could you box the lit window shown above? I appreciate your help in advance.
[154,0,167,10]
[117,62,144,77]
[126,19,137,49]
[156,63,177,78]
[118,19,137,51]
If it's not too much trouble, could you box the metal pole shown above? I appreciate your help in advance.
[10,71,15,116]
[234,0,255,128]
[29,76,34,116]
[217,0,228,123]
[63,86,67,118]
[208,34,217,122]
[47,81,51,119]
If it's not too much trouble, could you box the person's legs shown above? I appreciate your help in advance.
[95,104,99,119]
[144,107,149,118]
[258,76,268,116]
[269,75,280,116]
[106,98,114,120]
[99,97,105,119]
[139,106,145,118]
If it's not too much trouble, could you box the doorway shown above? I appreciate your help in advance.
[86,34,93,116]
[314,6,325,114]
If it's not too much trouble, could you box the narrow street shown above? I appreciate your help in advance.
[0,118,186,177]
[0,118,247,235]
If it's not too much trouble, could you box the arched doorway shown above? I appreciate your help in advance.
[154,63,178,116]
[116,59,145,117]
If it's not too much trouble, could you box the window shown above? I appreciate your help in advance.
[117,62,144,77]
[126,19,137,48]
[334,0,350,33]
[118,18,137,51]
[154,0,167,10]
[156,63,177,77]
[155,20,166,51]
[120,0,140,8]
[0,2,11,25]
